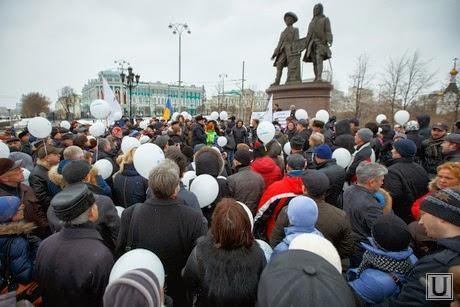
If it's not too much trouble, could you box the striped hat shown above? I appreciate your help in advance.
[421,188,460,226]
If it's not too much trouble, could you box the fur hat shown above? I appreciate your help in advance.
[51,183,95,222]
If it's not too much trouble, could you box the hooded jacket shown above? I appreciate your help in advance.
[417,114,431,142]
[113,163,148,208]
[251,157,283,190]
[227,166,265,214]
[334,119,355,154]
[315,158,346,207]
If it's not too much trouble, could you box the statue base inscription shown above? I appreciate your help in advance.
[266,81,333,117]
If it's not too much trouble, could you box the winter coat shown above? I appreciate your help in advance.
[421,136,445,175]
[388,236,460,306]
[417,114,431,142]
[94,150,118,190]
[227,166,265,214]
[182,235,266,307]
[231,126,248,145]
[270,198,354,259]
[0,221,37,284]
[444,149,460,163]
[294,129,310,151]
[334,119,355,154]
[47,184,120,252]
[315,158,346,207]
[29,163,52,212]
[251,157,283,190]
[255,173,304,239]
[346,142,374,183]
[192,123,206,147]
[342,184,383,249]
[383,157,429,224]
[0,183,48,239]
[35,224,114,307]
[406,131,422,158]
[112,163,148,208]
[116,198,207,307]
[347,238,417,304]
[286,128,296,141]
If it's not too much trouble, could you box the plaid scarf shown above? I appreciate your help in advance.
[357,250,414,275]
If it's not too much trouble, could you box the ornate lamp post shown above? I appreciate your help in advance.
[168,23,191,112]
[444,58,459,122]
[120,66,140,120]
[219,73,228,111]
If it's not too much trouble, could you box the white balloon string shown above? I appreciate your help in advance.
[43,138,48,156]
[96,137,99,162]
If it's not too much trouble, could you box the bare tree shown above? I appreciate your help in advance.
[58,86,78,120]
[381,54,407,119]
[349,54,372,119]
[21,92,50,117]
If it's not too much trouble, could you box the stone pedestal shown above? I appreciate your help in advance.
[266,82,333,117]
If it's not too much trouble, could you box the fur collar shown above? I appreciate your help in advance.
[48,165,66,188]
[0,221,36,235]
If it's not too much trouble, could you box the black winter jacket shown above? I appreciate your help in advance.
[346,142,373,182]
[183,235,266,307]
[421,136,445,175]
[383,157,429,223]
[113,163,148,208]
[192,123,206,147]
[334,119,355,154]
[29,164,52,212]
[231,126,248,145]
[316,158,346,207]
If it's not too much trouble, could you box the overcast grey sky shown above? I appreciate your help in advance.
[0,0,458,109]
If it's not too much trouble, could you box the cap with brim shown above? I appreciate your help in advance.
[432,123,448,131]
[284,12,298,23]
[37,145,63,159]
[51,183,95,222]
[445,133,460,144]
[0,158,22,176]
[6,138,20,144]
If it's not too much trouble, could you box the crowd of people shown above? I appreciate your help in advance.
[0,109,460,306]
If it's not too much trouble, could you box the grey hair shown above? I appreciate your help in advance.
[66,204,96,225]
[98,138,110,151]
[148,159,180,199]
[356,162,388,184]
[287,153,306,171]
[63,146,84,160]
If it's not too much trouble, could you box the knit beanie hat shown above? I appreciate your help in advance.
[257,250,355,307]
[393,139,417,158]
[371,214,411,252]
[289,233,342,273]
[421,188,460,227]
[0,196,21,223]
[234,149,252,167]
[104,269,162,307]
[287,196,318,230]
[62,160,92,184]
[357,128,373,143]
[300,170,330,197]
[314,144,332,159]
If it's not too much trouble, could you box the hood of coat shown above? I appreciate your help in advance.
[195,146,224,177]
[0,220,36,235]
[361,237,415,260]
[48,164,66,189]
[416,114,431,129]
[251,156,278,174]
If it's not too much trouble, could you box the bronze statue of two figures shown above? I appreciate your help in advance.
[271,4,333,86]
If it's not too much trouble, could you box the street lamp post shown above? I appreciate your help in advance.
[120,66,140,121]
[444,58,459,122]
[219,73,228,111]
[169,23,191,113]
[114,59,130,114]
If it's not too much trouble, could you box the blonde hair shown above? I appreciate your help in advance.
[116,147,136,175]
[309,132,325,147]
[437,162,460,181]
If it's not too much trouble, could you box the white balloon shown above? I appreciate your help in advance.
[139,135,150,144]
[113,111,123,121]
[60,120,71,130]
[90,99,111,119]
[139,120,149,130]
[27,117,52,138]
[190,174,219,208]
[21,167,30,186]
[0,142,10,158]
[217,136,227,147]
[133,143,165,179]
[256,239,273,262]
[181,170,196,190]
[109,248,165,287]
[121,137,141,153]
[219,111,228,121]
[89,122,106,137]
[394,110,410,125]
[315,110,329,123]
[94,159,113,180]
[376,114,387,124]
[171,112,179,121]
[295,109,308,120]
[236,201,254,231]
[332,148,352,168]
[184,113,192,121]
[283,142,291,155]
[289,233,342,273]
[115,206,124,218]
[210,111,219,121]
[257,121,275,144]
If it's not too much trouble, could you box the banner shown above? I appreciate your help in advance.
[103,77,122,124]
[273,110,291,128]
[263,95,273,122]
[250,112,266,122]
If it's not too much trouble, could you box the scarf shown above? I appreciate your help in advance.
[357,250,413,275]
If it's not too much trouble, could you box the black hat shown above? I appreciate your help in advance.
[284,12,298,23]
[0,158,22,176]
[290,135,306,150]
[372,214,411,252]
[62,160,91,184]
[234,149,252,166]
[195,115,204,122]
[393,139,417,158]
[432,122,448,131]
[301,170,330,197]
[18,131,29,139]
[445,133,460,144]
[257,250,355,307]
[421,188,460,227]
[51,183,95,222]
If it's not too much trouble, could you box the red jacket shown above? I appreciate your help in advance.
[411,191,432,221]
[251,157,283,190]
[255,175,304,239]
